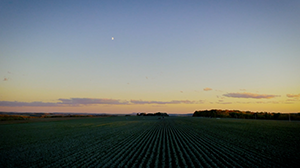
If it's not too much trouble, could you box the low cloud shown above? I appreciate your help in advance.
[216,100,232,104]
[286,99,299,101]
[236,101,251,104]
[130,100,197,104]
[256,101,280,104]
[0,98,204,107]
[217,95,225,99]
[203,87,212,91]
[286,94,300,98]
[151,105,167,107]
[0,98,129,107]
[0,101,58,107]
[58,98,129,105]
[223,92,279,99]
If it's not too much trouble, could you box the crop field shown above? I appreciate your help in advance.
[1,116,299,167]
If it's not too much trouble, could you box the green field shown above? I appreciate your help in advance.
[1,116,299,167]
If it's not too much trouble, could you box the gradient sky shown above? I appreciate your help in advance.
[1,0,299,113]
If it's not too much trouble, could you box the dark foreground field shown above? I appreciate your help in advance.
[1,116,299,168]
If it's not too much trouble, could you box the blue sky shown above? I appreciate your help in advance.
[1,0,299,113]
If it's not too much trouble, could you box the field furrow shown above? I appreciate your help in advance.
[1,117,299,168]
[172,125,212,168]
[101,124,157,167]
[178,125,246,167]
[136,126,160,167]
[183,121,282,167]
[47,122,148,168]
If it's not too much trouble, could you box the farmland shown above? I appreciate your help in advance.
[1,116,299,167]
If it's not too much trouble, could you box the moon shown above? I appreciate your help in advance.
[112,37,114,40]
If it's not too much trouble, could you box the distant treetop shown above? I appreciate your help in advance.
[137,112,169,117]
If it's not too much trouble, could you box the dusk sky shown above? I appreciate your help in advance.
[1,0,299,113]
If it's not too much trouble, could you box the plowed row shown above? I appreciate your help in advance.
[1,117,299,167]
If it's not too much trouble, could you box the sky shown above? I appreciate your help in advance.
[1,0,299,114]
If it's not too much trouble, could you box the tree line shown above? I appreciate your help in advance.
[193,109,300,120]
[137,112,169,117]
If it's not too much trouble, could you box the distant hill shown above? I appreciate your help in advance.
[0,112,114,121]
